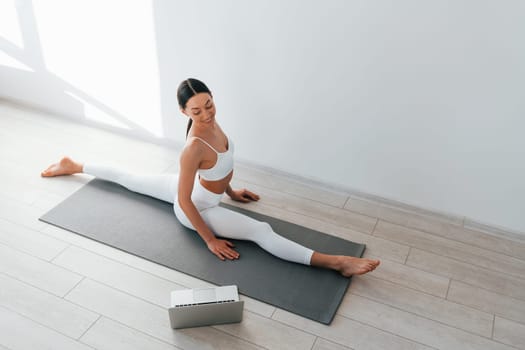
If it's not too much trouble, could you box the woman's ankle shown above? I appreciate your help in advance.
[310,252,342,271]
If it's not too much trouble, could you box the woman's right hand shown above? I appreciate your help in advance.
[206,238,240,261]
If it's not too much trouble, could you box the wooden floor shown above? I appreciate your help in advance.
[1,100,524,350]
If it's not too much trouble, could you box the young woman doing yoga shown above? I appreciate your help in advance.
[41,78,380,277]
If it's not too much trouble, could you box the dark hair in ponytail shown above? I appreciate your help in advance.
[177,78,212,138]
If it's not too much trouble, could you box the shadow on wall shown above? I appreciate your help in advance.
[0,0,183,147]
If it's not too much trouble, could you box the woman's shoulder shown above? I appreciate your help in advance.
[178,140,204,174]
[182,136,206,155]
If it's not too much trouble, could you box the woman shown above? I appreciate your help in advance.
[41,78,380,277]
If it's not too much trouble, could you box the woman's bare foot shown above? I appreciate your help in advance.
[41,156,83,177]
[337,256,380,277]
[310,252,380,277]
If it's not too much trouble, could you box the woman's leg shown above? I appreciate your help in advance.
[199,206,380,276]
[42,156,177,203]
[200,206,314,265]
[83,163,178,204]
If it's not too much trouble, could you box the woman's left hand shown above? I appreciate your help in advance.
[229,188,260,203]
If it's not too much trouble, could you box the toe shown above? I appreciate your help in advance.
[41,164,58,177]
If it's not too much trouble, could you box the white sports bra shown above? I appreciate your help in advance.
[193,135,234,181]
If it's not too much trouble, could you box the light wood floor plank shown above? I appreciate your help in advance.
[0,159,91,205]
[366,258,450,298]
[0,217,68,261]
[233,163,349,208]
[312,338,354,350]
[347,197,525,260]
[374,220,525,279]
[0,193,48,231]
[493,316,525,349]
[214,311,317,350]
[272,309,433,350]
[447,280,525,325]
[407,248,525,301]
[0,306,94,350]
[345,196,464,226]
[339,294,514,350]
[53,246,186,307]
[0,243,82,297]
[80,317,182,350]
[0,160,69,214]
[0,172,57,208]
[0,157,94,198]
[231,179,377,234]
[347,275,493,337]
[0,273,99,339]
[447,224,525,261]
[464,218,525,244]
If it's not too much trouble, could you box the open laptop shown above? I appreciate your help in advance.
[168,285,244,329]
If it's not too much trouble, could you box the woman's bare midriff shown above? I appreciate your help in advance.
[199,171,234,194]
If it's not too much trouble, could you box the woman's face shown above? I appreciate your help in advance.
[183,93,216,124]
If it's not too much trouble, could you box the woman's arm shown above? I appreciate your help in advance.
[178,141,239,260]
[226,184,260,202]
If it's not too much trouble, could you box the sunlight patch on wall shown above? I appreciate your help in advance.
[64,90,131,130]
[0,50,33,71]
[32,0,162,136]
[0,0,24,48]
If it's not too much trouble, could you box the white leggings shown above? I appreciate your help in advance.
[83,164,314,265]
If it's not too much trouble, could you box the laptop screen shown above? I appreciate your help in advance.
[193,288,216,303]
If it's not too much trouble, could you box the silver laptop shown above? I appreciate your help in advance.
[168,285,244,329]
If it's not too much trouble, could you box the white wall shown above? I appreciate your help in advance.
[1,0,524,233]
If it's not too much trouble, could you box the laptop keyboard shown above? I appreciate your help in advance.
[175,299,236,307]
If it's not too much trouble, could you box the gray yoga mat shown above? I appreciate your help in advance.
[39,178,365,324]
